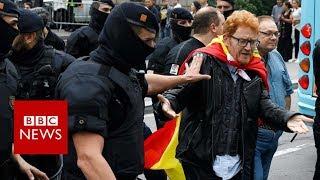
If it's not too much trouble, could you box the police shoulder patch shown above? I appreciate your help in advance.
[169,64,179,75]
[147,70,154,74]
[140,14,147,22]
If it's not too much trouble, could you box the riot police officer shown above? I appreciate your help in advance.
[31,7,66,51]
[56,2,209,179]
[146,7,193,132]
[0,0,19,177]
[147,7,193,75]
[66,0,115,58]
[9,9,75,180]
[10,9,75,100]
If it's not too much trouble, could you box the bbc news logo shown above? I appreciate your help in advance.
[20,116,61,140]
[14,101,68,154]
[24,116,58,126]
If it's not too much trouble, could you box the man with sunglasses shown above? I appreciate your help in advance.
[157,10,312,179]
[216,0,234,18]
[254,16,293,180]
[66,0,115,58]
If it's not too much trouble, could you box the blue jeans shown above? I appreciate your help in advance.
[254,128,283,180]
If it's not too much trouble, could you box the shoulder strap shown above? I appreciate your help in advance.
[78,56,90,61]
[35,46,55,72]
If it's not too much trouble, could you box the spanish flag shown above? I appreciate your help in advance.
[144,115,185,180]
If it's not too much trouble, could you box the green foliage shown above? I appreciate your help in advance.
[235,0,275,16]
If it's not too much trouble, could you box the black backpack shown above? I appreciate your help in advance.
[16,47,58,99]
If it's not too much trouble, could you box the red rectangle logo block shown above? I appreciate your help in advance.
[14,100,68,154]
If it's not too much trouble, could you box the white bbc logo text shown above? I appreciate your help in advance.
[23,116,58,126]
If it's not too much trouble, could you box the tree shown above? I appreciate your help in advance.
[209,0,276,16]
[235,0,275,16]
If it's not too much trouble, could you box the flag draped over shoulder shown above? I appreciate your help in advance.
[143,36,267,180]
[179,36,268,89]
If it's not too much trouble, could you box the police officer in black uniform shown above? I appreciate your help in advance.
[31,7,66,51]
[147,7,193,75]
[146,7,193,131]
[66,0,114,58]
[0,0,19,177]
[10,9,75,100]
[8,9,75,180]
[163,7,224,76]
[56,2,209,179]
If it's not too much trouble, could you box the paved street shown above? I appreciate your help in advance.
[269,90,316,180]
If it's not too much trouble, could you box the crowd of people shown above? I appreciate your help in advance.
[0,0,317,180]
[273,0,301,62]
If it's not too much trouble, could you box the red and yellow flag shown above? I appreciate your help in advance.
[144,36,266,180]
[144,115,185,180]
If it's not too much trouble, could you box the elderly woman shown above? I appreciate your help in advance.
[158,10,312,180]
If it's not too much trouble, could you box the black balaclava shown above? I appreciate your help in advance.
[169,8,193,42]
[89,0,115,33]
[10,9,45,66]
[223,9,234,19]
[10,40,45,66]
[221,0,234,19]
[0,0,20,59]
[91,2,159,73]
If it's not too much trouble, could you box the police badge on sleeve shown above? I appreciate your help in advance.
[169,64,179,75]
